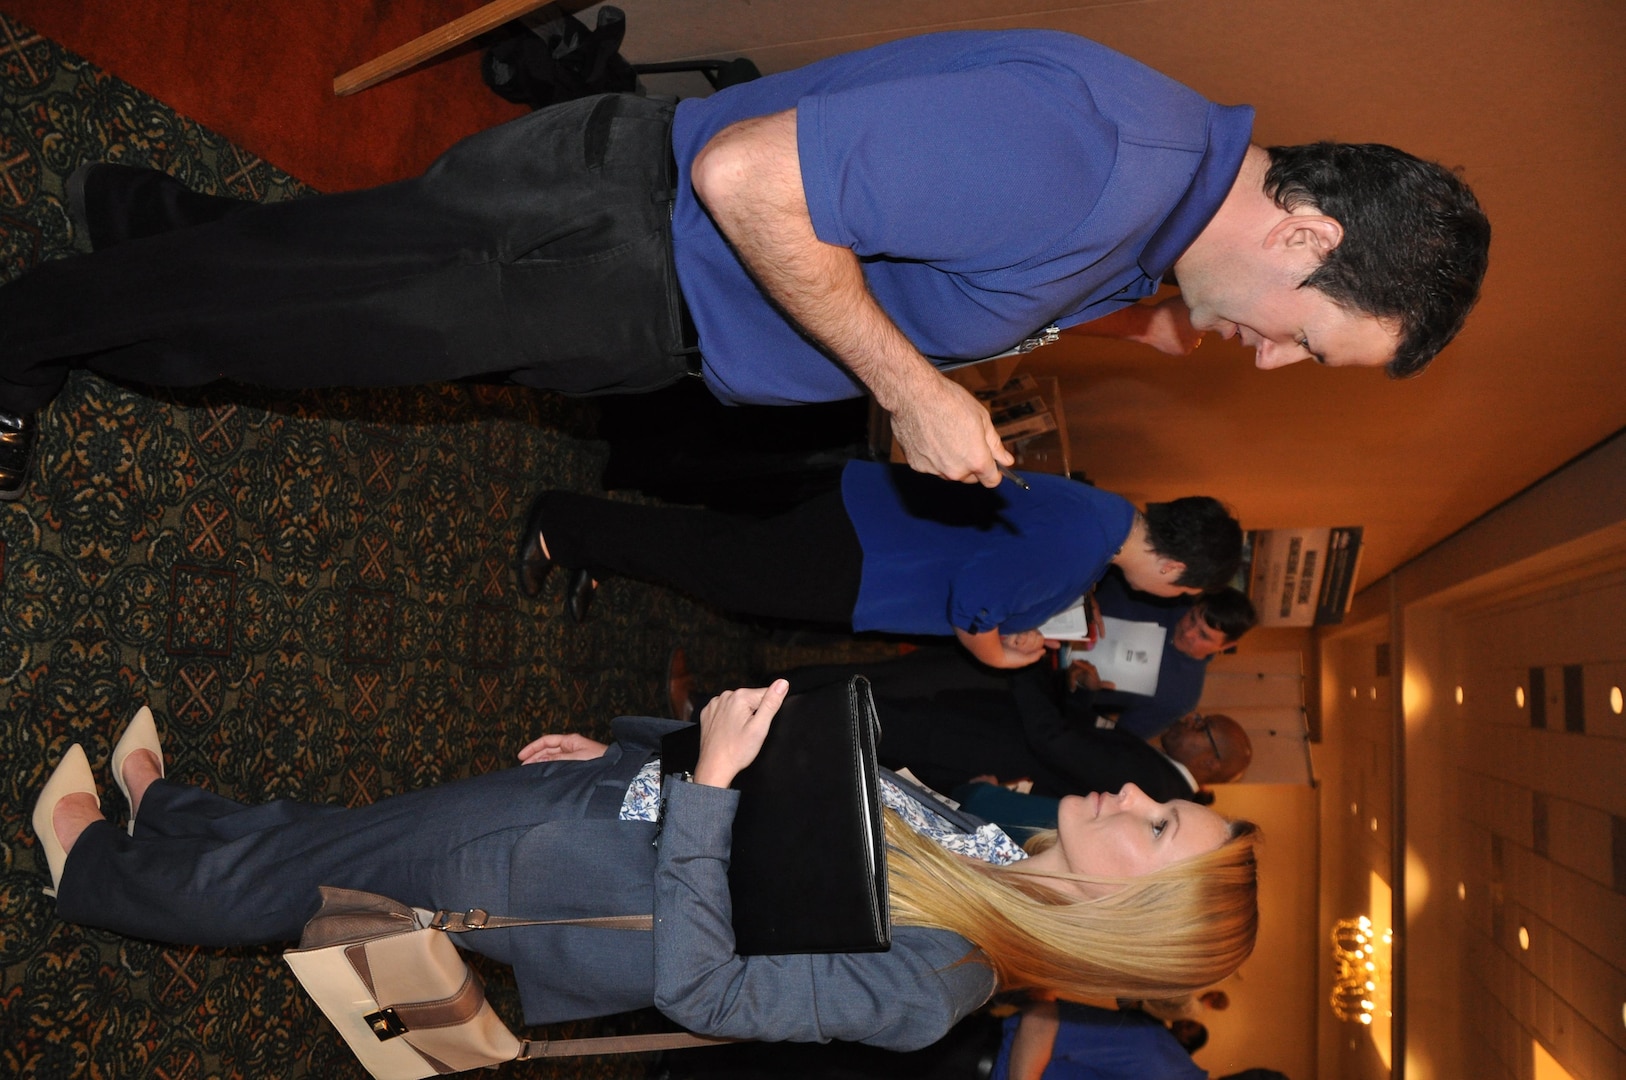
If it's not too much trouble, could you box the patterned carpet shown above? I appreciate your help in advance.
[0,15,889,1079]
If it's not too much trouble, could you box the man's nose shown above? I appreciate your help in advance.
[1254,340,1306,370]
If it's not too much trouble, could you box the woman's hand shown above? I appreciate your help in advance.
[692,680,790,788]
[516,732,609,765]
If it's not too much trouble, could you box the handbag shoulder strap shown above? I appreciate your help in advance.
[426,907,652,932]
[519,1032,734,1058]
[427,906,727,1059]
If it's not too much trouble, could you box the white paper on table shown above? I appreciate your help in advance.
[1083,617,1167,696]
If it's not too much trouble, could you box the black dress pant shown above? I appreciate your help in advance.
[0,94,693,413]
[534,489,864,627]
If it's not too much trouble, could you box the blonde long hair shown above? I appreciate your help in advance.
[883,812,1260,1001]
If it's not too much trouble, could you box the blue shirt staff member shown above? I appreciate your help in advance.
[0,31,1489,500]
[518,462,1241,670]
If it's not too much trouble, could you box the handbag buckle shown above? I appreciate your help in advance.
[364,1007,409,1041]
[463,908,490,929]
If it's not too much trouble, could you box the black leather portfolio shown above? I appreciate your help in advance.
[661,676,889,956]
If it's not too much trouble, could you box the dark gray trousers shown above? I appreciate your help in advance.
[54,765,590,960]
[0,94,693,413]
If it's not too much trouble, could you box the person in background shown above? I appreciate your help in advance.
[517,463,1239,669]
[1067,574,1256,739]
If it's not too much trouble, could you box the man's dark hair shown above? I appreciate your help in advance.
[1197,587,1258,643]
[1264,142,1490,378]
[1143,497,1242,591]
[1169,1018,1209,1054]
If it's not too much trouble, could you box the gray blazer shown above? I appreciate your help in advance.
[500,716,997,1051]
[60,715,996,1052]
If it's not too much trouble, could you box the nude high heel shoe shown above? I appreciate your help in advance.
[31,744,99,897]
[111,705,164,836]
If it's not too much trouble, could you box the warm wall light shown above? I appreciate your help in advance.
[1370,686,1378,700]
[1351,802,1359,816]
[1519,925,1531,950]
[1516,686,1526,708]
[1455,686,1464,705]
[1535,1037,1580,1080]
[1457,882,1466,901]
[1370,817,1379,832]
[1350,686,1358,699]
[1611,686,1623,715]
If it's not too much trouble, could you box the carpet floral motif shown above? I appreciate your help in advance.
[0,15,773,1078]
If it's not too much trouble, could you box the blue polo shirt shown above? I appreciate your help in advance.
[992,1003,1207,1080]
[841,462,1134,637]
[670,30,1253,406]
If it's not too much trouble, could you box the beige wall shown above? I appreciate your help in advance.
[1202,781,1321,1080]
[1319,434,1626,1080]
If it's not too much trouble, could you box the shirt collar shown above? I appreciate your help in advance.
[1138,103,1255,282]
[1160,751,1200,795]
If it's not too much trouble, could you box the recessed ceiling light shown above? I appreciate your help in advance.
[1518,926,1530,950]
[1369,687,1378,700]
[1457,882,1466,901]
[1611,686,1623,715]
[1350,686,1358,699]
[1516,686,1526,708]
[1455,686,1464,705]
[1370,817,1379,832]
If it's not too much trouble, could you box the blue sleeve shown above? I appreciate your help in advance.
[948,544,1059,634]
[651,780,995,1049]
[798,67,1115,265]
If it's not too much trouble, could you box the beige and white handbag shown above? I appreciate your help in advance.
[284,886,719,1080]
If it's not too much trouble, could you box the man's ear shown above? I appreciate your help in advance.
[1158,557,1187,582]
[1265,213,1343,261]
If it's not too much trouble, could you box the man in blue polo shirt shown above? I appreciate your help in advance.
[0,31,1489,501]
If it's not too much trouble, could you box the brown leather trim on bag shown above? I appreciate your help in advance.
[345,942,377,996]
[385,970,489,1031]
[342,943,490,1032]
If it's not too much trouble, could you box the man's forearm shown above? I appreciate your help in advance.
[691,111,935,408]
[691,110,1008,485]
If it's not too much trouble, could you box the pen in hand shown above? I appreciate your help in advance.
[998,465,1030,490]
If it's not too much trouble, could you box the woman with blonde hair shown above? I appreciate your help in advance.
[34,681,1258,1051]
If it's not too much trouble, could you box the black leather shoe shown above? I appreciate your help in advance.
[566,568,597,624]
[514,493,555,598]
[0,408,37,501]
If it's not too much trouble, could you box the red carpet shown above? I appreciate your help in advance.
[0,0,528,190]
